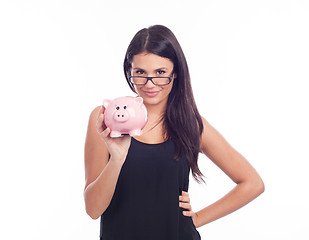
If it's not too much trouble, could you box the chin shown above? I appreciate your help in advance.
[142,97,160,105]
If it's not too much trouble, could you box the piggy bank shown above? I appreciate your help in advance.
[103,96,148,138]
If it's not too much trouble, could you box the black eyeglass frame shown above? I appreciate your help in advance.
[129,73,174,86]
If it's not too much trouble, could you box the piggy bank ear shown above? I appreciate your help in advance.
[135,97,143,105]
[103,99,111,108]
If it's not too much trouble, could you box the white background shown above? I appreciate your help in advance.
[1,0,308,239]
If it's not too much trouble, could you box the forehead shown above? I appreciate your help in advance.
[132,52,174,70]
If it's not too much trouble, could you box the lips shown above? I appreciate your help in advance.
[143,91,159,97]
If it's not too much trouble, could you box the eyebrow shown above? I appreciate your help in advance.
[133,67,169,71]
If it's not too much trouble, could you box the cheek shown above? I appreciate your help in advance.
[164,82,174,95]
[135,86,142,95]
[163,86,171,95]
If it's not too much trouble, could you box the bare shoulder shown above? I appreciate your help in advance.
[84,105,109,191]
[90,105,102,121]
[199,116,229,155]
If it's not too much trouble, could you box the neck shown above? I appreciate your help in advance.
[140,101,167,141]
[144,101,167,119]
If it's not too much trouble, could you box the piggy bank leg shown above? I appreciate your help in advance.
[110,130,122,138]
[129,129,142,136]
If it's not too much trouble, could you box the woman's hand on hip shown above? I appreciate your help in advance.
[179,191,200,228]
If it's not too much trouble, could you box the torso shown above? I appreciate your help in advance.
[100,136,201,240]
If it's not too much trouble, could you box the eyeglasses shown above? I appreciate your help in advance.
[129,73,174,86]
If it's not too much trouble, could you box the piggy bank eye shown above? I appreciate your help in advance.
[116,106,120,110]
[124,105,127,109]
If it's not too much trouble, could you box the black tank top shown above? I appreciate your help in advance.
[99,137,202,240]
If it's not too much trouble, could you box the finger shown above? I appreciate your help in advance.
[182,191,189,196]
[179,202,192,211]
[182,210,194,217]
[97,106,103,119]
[100,106,107,129]
[179,192,190,202]
[95,113,104,133]
[179,191,188,198]
[180,194,190,203]
[100,127,111,139]
[97,106,106,121]
[99,105,103,114]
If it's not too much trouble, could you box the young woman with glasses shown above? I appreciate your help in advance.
[84,25,265,240]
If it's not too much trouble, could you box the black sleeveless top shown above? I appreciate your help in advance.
[99,137,202,240]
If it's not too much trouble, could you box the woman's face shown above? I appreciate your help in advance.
[131,52,175,108]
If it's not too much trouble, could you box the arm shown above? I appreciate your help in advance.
[195,117,265,227]
[83,106,129,220]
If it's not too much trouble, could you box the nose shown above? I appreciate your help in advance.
[144,77,156,88]
[113,110,129,122]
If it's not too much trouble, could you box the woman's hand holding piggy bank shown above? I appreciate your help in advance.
[103,96,148,138]
[95,96,147,163]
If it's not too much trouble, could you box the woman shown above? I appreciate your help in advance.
[84,25,264,240]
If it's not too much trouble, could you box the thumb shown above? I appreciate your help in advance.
[100,127,111,139]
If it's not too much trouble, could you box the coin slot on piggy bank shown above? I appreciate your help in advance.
[103,96,148,138]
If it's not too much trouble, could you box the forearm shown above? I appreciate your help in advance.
[84,156,124,219]
[196,180,264,228]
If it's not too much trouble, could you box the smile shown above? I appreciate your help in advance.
[143,91,160,97]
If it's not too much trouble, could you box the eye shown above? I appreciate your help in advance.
[116,106,120,110]
[135,70,145,75]
[124,105,127,109]
[157,70,166,75]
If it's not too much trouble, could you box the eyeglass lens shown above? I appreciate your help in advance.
[131,77,170,85]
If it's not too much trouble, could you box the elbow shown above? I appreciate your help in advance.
[86,207,101,220]
[84,192,102,220]
[258,177,265,195]
[85,201,102,220]
[239,175,265,198]
[251,175,265,197]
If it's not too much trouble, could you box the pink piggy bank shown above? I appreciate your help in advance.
[103,96,148,138]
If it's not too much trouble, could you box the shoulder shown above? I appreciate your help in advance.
[85,105,105,150]
[199,116,231,157]
[89,105,102,120]
[85,105,103,136]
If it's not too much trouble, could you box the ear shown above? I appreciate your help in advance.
[103,99,111,108]
[173,72,177,79]
[135,97,143,105]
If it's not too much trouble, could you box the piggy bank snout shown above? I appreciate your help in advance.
[113,110,129,122]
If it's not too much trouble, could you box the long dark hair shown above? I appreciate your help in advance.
[123,25,205,184]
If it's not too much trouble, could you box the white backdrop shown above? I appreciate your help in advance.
[1,0,308,239]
